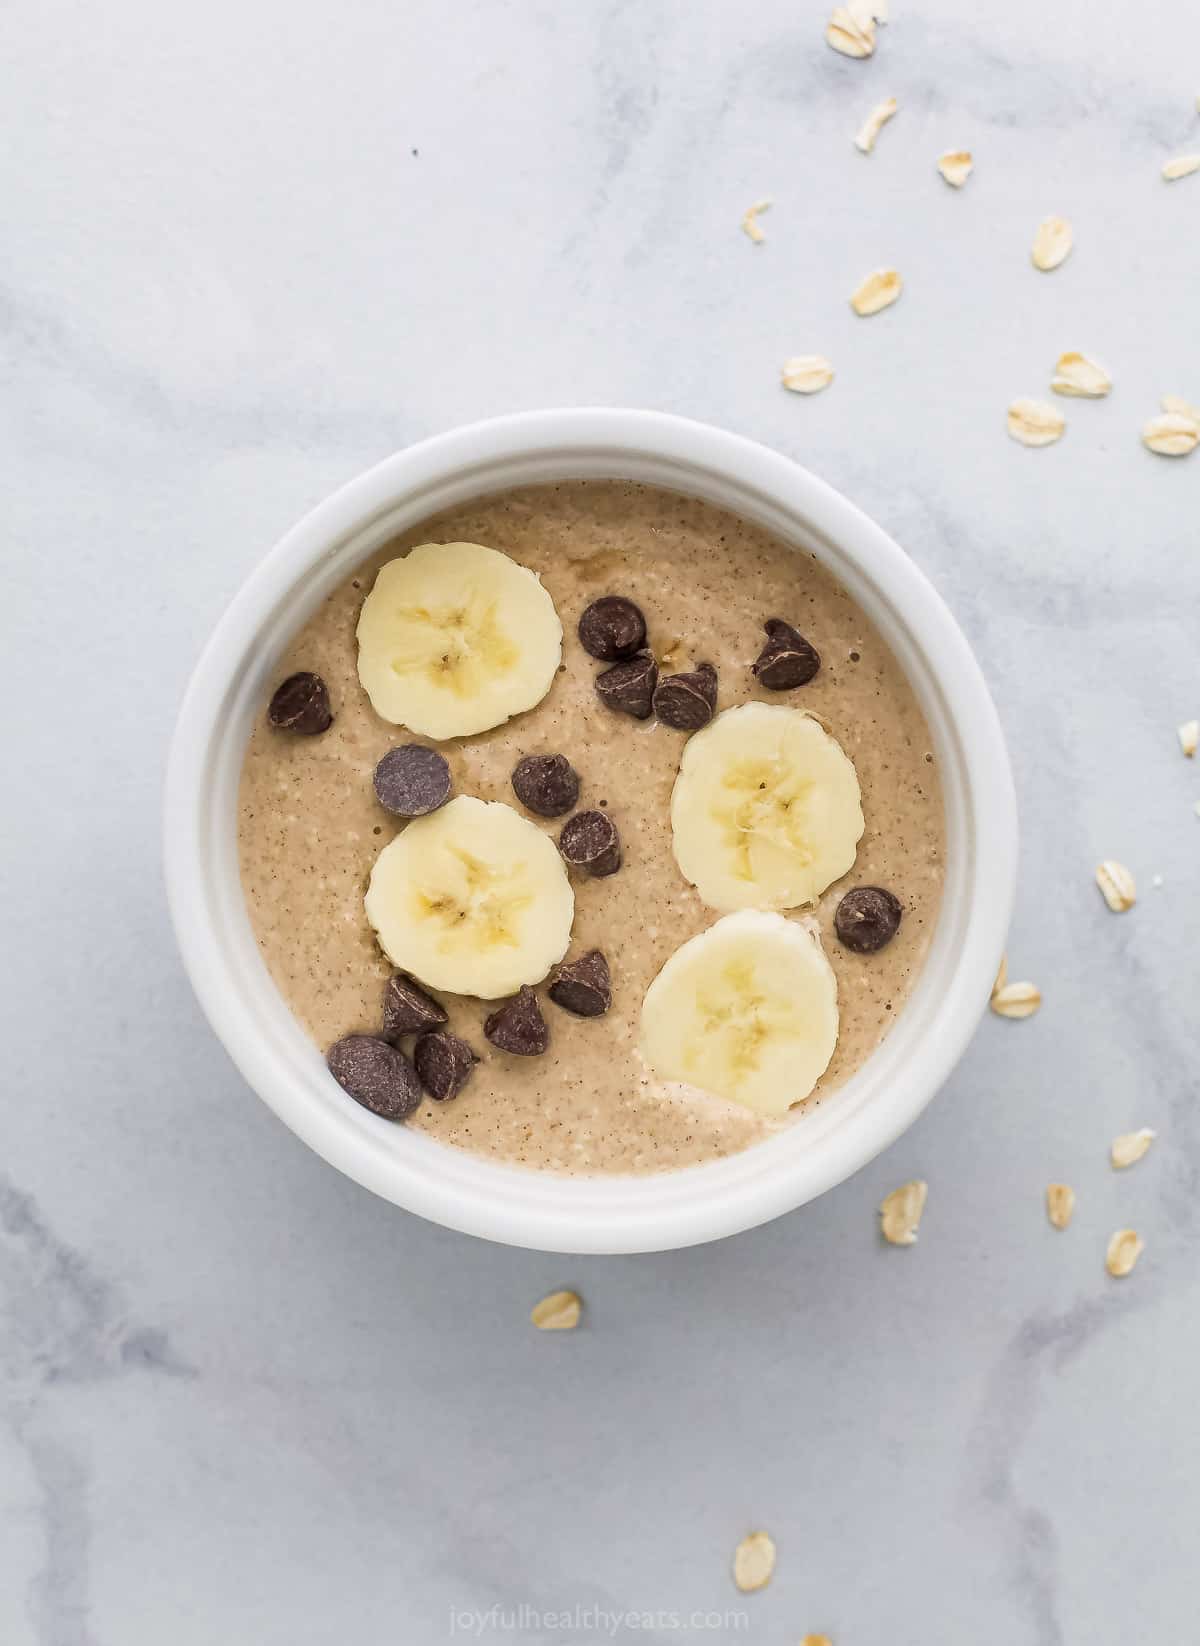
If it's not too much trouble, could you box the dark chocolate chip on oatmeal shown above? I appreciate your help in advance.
[414,1030,478,1100]
[752,618,821,690]
[382,973,448,1041]
[547,950,612,1017]
[578,595,647,661]
[327,1035,422,1119]
[559,810,622,877]
[594,652,658,719]
[373,745,452,817]
[834,886,903,953]
[267,671,333,735]
[484,987,549,1056]
[653,663,718,731]
[511,753,581,818]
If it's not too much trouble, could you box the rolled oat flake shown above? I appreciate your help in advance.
[733,1531,776,1592]
[1106,1229,1144,1278]
[530,1290,582,1330]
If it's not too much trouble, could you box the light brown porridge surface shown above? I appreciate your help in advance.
[238,481,945,1175]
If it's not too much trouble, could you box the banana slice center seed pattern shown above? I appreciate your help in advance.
[390,595,519,700]
[689,960,801,1081]
[414,847,533,954]
[715,754,816,881]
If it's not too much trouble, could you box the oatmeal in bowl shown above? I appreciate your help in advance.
[239,481,944,1175]
[166,411,1014,1251]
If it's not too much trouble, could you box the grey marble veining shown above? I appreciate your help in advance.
[2,1,1199,1641]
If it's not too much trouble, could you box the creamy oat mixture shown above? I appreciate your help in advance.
[238,481,945,1174]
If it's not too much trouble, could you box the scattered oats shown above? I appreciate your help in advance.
[850,267,902,315]
[826,6,876,59]
[1111,1128,1156,1169]
[855,96,898,154]
[1163,394,1200,422]
[1046,1184,1076,1230]
[1162,154,1200,181]
[1096,859,1136,912]
[530,1289,582,1330]
[782,355,835,394]
[1031,216,1073,272]
[1106,1229,1144,1278]
[937,150,974,187]
[991,980,1042,1019]
[1142,412,1200,456]
[1051,351,1111,398]
[880,1179,927,1245]
[733,1531,776,1593]
[1178,719,1198,758]
[992,952,1008,997]
[741,200,771,244]
[850,0,887,22]
[1007,398,1065,447]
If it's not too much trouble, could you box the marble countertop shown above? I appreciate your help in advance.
[4,1,1199,1640]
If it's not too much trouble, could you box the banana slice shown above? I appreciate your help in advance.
[356,541,562,738]
[670,701,863,911]
[365,796,574,998]
[640,910,839,1115]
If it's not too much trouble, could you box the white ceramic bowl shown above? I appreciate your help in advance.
[165,409,1016,1254]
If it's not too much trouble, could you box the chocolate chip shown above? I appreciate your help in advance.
[578,595,647,661]
[834,886,903,954]
[511,753,581,818]
[547,950,612,1017]
[268,671,333,735]
[559,810,622,877]
[653,663,718,731]
[483,987,549,1056]
[413,1030,478,1100]
[326,1035,421,1119]
[382,973,448,1041]
[595,652,658,719]
[373,745,452,817]
[751,618,821,690]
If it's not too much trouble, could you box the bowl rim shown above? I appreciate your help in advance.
[164,408,1016,1254]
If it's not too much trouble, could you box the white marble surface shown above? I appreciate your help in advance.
[3,1,1199,1641]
